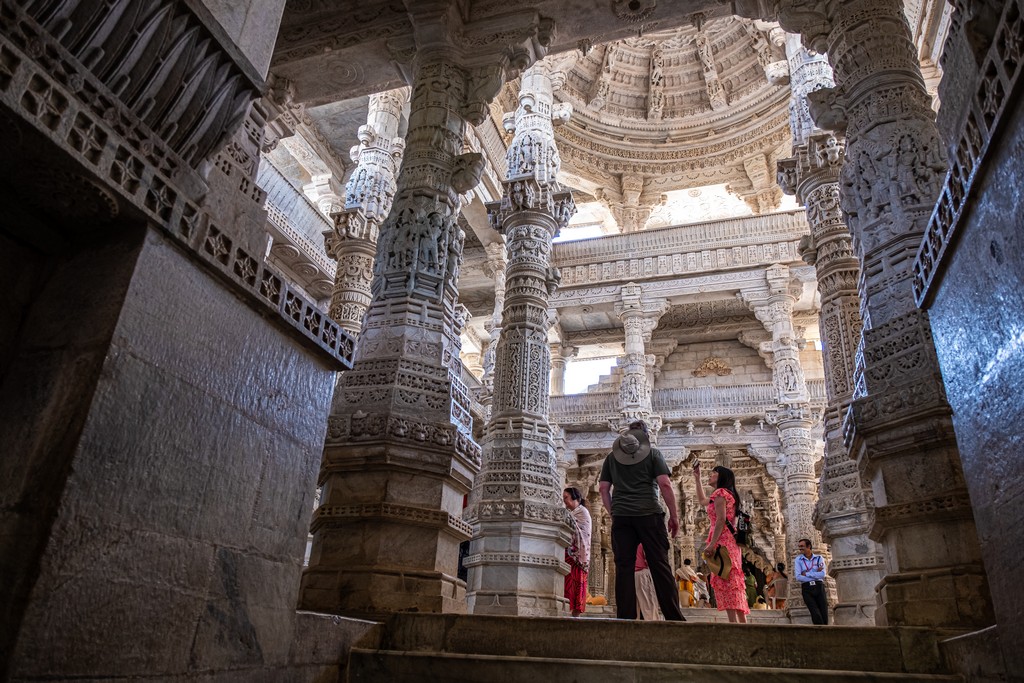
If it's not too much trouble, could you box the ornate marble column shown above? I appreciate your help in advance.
[773,0,993,628]
[323,89,408,334]
[777,37,884,625]
[743,266,827,618]
[588,489,607,598]
[480,242,507,392]
[301,7,553,616]
[465,61,576,616]
[615,283,668,431]
[549,343,577,395]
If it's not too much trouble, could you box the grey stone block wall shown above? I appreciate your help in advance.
[928,93,1024,676]
[8,229,338,679]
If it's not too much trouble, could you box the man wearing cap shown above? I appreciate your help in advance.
[599,420,685,621]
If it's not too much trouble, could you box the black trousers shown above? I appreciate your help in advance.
[801,582,829,624]
[611,513,684,621]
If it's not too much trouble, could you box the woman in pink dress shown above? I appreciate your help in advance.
[692,463,749,623]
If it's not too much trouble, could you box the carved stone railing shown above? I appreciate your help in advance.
[258,161,334,257]
[548,392,620,425]
[263,202,335,275]
[549,379,828,426]
[0,0,354,368]
[913,0,1024,306]
[554,211,809,287]
[11,0,262,177]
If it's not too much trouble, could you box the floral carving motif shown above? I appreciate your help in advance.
[692,357,733,377]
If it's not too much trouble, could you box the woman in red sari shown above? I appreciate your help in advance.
[692,463,749,623]
[563,487,592,617]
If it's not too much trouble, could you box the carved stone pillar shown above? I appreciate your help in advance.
[743,268,827,618]
[588,492,606,597]
[549,343,577,396]
[777,39,885,626]
[465,61,576,616]
[615,283,667,430]
[323,89,408,334]
[301,9,552,616]
[776,0,993,628]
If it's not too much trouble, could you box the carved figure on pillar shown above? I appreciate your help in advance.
[302,9,554,617]
[465,60,577,616]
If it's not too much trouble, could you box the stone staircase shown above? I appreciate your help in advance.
[344,613,964,682]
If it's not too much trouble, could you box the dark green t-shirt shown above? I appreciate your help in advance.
[599,447,670,516]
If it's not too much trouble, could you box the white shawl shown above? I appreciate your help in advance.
[569,504,593,569]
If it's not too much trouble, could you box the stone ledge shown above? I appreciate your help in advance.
[0,20,354,370]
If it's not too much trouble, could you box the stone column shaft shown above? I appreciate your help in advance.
[549,343,577,396]
[480,242,507,393]
[465,62,576,616]
[776,0,992,628]
[615,283,666,430]
[745,270,825,616]
[778,38,885,625]
[324,88,407,334]
[301,11,553,616]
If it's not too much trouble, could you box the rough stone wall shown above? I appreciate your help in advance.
[0,228,146,676]
[928,92,1024,676]
[8,229,340,680]
[657,341,772,388]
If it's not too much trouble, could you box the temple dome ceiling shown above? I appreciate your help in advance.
[544,16,792,203]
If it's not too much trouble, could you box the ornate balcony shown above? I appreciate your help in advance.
[549,379,827,427]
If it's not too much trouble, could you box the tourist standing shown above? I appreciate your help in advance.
[563,487,592,617]
[765,562,789,609]
[795,538,829,624]
[634,545,663,620]
[675,558,698,607]
[692,462,749,623]
[599,420,685,621]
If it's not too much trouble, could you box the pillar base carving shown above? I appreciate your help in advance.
[876,566,992,628]
[844,310,993,628]
[299,413,479,615]
[465,427,572,617]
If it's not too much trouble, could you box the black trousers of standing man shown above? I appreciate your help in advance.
[801,581,829,624]
[610,513,684,621]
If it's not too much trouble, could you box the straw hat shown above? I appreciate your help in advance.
[704,545,732,581]
[610,428,652,465]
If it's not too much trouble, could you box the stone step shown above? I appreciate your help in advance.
[347,649,964,683]
[376,614,952,675]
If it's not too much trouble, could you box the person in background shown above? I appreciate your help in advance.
[563,487,592,617]
[599,420,685,621]
[675,558,698,607]
[692,462,749,623]
[634,545,663,620]
[765,562,789,610]
[795,538,829,624]
[745,565,758,608]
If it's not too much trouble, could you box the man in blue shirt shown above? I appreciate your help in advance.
[795,538,829,624]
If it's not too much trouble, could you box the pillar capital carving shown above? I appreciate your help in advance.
[388,7,555,126]
[323,89,409,334]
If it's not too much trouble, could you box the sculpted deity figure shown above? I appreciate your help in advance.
[446,219,464,285]
[650,46,665,87]
[420,212,443,270]
[818,135,841,167]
